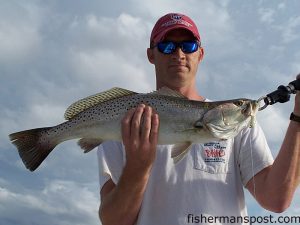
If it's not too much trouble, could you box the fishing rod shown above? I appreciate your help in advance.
[258,77,300,111]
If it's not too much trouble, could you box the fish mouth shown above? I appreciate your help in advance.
[241,101,259,117]
[206,102,257,139]
[242,105,252,117]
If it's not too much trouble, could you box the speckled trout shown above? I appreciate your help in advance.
[9,87,259,171]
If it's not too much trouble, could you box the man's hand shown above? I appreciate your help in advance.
[99,104,159,225]
[121,104,159,172]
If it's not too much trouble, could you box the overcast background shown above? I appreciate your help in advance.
[1,0,300,224]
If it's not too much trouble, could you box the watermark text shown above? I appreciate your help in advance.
[187,213,300,224]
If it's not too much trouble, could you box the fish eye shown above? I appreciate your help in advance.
[234,100,244,107]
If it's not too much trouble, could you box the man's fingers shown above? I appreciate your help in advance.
[121,108,136,141]
[141,106,152,141]
[131,104,146,139]
[122,104,159,149]
[150,113,159,144]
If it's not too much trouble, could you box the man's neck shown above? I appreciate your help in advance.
[156,84,205,101]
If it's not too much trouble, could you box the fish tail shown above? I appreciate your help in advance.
[9,127,57,171]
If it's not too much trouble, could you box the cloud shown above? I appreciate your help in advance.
[70,50,152,91]
[66,13,155,92]
[256,2,300,44]
[280,16,300,43]
[258,8,275,24]
[291,52,300,74]
[0,179,99,225]
[0,21,41,63]
[256,105,289,150]
[277,2,286,10]
[0,1,43,64]
[1,1,300,225]
[68,13,151,53]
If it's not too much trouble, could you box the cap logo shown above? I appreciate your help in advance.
[171,14,182,20]
[161,14,193,28]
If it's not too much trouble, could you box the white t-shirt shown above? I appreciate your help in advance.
[97,124,273,225]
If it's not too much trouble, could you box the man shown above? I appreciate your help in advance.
[97,13,300,225]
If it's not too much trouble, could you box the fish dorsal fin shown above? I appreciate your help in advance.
[151,86,187,98]
[64,87,137,120]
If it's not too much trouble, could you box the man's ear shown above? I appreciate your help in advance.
[147,48,155,64]
[198,47,204,62]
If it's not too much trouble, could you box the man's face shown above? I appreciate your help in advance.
[147,29,204,89]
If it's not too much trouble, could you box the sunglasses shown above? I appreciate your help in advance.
[154,40,200,54]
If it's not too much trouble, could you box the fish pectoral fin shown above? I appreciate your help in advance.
[78,138,103,153]
[171,142,193,164]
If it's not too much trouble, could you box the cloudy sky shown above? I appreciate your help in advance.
[1,0,300,224]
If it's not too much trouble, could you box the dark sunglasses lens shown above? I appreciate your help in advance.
[157,42,176,54]
[157,41,199,54]
[181,42,198,53]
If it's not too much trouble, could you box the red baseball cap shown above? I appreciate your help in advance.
[150,13,201,46]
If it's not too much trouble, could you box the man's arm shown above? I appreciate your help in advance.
[247,75,300,212]
[99,104,159,225]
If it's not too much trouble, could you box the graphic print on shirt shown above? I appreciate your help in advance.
[203,142,226,163]
[194,140,232,174]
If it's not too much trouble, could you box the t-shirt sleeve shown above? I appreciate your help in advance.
[236,123,274,186]
[97,141,125,191]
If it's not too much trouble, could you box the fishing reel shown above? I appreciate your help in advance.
[258,77,300,111]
